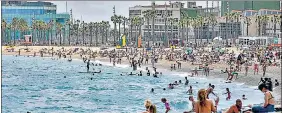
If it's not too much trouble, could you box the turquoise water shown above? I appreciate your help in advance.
[2,55,264,113]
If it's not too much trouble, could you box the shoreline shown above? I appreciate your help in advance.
[2,46,281,107]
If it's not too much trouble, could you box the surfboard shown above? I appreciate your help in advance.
[225,80,232,83]
[78,72,95,73]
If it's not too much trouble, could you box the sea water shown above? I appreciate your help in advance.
[2,55,264,113]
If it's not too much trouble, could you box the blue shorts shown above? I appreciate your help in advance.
[252,104,275,113]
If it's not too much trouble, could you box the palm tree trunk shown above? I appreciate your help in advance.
[13,28,16,46]
[69,25,71,46]
[95,28,98,46]
[114,22,117,46]
[170,23,173,46]
[105,28,108,44]
[102,27,104,44]
[186,23,189,43]
[135,25,138,43]
[274,22,277,35]
[90,27,93,46]
[118,23,121,43]
[130,25,133,43]
[164,18,168,47]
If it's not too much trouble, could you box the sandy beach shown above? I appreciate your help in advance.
[2,46,282,110]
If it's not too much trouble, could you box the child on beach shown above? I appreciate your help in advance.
[253,62,259,75]
[224,88,231,100]
[161,98,171,113]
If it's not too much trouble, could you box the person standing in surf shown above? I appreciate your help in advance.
[86,59,90,72]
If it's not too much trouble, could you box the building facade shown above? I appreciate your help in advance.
[221,1,280,16]
[129,2,186,44]
[2,1,70,25]
[1,1,70,44]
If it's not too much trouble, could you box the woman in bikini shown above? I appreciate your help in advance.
[195,89,217,113]
[143,99,157,113]
[250,83,275,112]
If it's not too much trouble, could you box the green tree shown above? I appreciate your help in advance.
[244,17,251,36]
[11,17,19,46]
[2,19,7,44]
[111,15,119,46]
[56,22,63,46]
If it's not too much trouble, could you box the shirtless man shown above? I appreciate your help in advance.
[206,85,219,106]
[226,99,244,113]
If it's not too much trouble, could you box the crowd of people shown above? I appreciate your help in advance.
[16,44,281,113]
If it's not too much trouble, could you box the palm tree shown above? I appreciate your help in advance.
[143,10,151,43]
[244,17,251,36]
[94,22,99,46]
[255,15,262,36]
[88,22,93,46]
[196,16,204,44]
[74,20,80,45]
[224,12,232,45]
[184,17,192,43]
[271,15,280,36]
[207,14,217,42]
[111,15,119,46]
[122,17,127,36]
[178,19,185,45]
[56,22,63,46]
[80,21,86,45]
[168,18,176,45]
[233,13,241,39]
[18,18,28,40]
[132,16,143,46]
[129,17,134,43]
[66,19,72,46]
[2,19,7,44]
[261,15,269,36]
[191,17,199,45]
[151,1,156,46]
[11,17,19,46]
[105,21,110,44]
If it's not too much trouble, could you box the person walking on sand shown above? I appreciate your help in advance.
[194,89,217,113]
[244,62,249,76]
[262,62,267,77]
[253,62,259,75]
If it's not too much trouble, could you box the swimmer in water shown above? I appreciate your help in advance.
[151,88,154,93]
[139,71,142,76]
[242,94,247,100]
[64,76,66,78]
[163,88,166,90]
[168,84,174,89]
[179,80,182,84]
[187,86,193,95]
[224,88,231,100]
[129,72,136,76]
[173,81,178,85]
[147,70,150,76]
[185,77,189,85]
